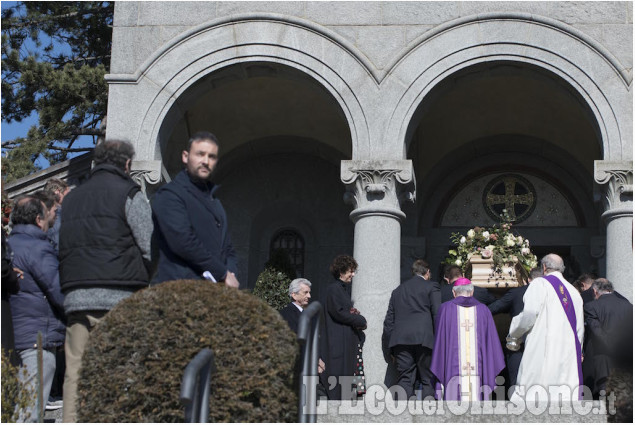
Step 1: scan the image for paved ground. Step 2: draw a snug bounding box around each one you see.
[44,407,63,423]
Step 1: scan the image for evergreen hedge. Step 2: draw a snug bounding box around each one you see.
[77,280,298,422]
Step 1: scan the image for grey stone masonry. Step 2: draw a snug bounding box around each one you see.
[111,2,632,76]
[594,160,634,302]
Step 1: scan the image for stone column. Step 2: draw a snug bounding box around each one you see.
[594,160,633,302]
[341,160,415,391]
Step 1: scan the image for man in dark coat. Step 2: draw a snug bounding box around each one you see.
[1,230,21,367]
[487,267,542,392]
[279,278,327,397]
[323,255,367,400]
[583,278,633,398]
[152,131,239,288]
[280,278,313,334]
[9,196,66,421]
[575,273,597,305]
[441,264,496,306]
[382,259,440,399]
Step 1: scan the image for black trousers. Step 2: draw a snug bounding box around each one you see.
[392,345,434,399]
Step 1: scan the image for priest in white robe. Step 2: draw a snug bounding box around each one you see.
[508,253,584,402]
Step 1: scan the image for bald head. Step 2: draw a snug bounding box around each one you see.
[541,253,565,274]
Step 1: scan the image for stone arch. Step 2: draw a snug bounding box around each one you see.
[105,13,377,163]
[384,13,630,161]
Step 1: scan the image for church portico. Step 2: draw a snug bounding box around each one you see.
[98,1,633,400]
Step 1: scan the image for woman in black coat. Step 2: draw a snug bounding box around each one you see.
[323,255,367,400]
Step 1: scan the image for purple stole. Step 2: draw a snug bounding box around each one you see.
[544,274,583,399]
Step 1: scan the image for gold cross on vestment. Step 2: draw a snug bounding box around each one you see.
[460,318,473,331]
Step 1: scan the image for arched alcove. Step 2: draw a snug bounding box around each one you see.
[403,60,604,280]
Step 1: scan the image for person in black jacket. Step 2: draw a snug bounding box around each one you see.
[280,278,313,334]
[2,229,22,367]
[323,255,367,400]
[583,278,633,398]
[59,140,153,422]
[382,259,440,399]
[279,278,327,396]
[442,264,496,306]
[152,131,239,288]
[575,273,596,305]
[488,266,542,392]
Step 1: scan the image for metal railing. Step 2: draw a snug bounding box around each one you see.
[296,301,323,423]
[180,348,216,423]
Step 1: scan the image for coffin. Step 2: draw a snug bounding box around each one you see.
[466,254,527,288]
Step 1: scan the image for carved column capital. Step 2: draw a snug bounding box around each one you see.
[594,160,633,217]
[130,160,163,193]
[341,160,415,221]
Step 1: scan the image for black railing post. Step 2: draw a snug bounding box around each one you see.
[180,348,216,423]
[296,301,323,423]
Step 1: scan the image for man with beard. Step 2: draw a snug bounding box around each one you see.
[152,131,239,288]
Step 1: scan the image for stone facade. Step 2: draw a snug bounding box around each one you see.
[5,1,628,399]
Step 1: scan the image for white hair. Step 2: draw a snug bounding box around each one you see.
[541,254,565,273]
[288,278,311,297]
[453,284,474,297]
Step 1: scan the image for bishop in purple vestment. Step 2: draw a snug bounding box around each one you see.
[430,278,505,401]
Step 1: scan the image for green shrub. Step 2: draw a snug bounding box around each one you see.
[1,351,32,422]
[253,267,293,311]
[252,249,295,311]
[77,280,298,422]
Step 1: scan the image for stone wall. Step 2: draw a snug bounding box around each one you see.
[111,2,632,77]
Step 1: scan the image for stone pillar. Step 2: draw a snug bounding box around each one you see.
[341,160,415,391]
[594,160,633,302]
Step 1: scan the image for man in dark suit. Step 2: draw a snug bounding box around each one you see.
[488,266,542,392]
[280,278,312,334]
[583,278,633,398]
[382,259,441,399]
[575,273,597,305]
[442,264,496,306]
[279,278,327,397]
[441,265,461,303]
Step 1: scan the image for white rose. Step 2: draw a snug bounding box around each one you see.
[455,259,462,266]
[517,236,523,245]
[467,229,475,239]
[482,231,490,239]
[460,236,467,244]
[506,238,515,247]
[521,247,530,255]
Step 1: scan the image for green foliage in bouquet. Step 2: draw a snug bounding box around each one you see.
[444,209,538,274]
[77,280,298,423]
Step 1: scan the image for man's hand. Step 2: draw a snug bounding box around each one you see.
[318,358,326,374]
[224,272,240,289]
[13,267,24,279]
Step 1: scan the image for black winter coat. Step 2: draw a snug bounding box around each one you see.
[152,170,237,283]
[322,279,366,399]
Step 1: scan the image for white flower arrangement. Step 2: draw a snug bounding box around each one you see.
[444,210,538,274]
